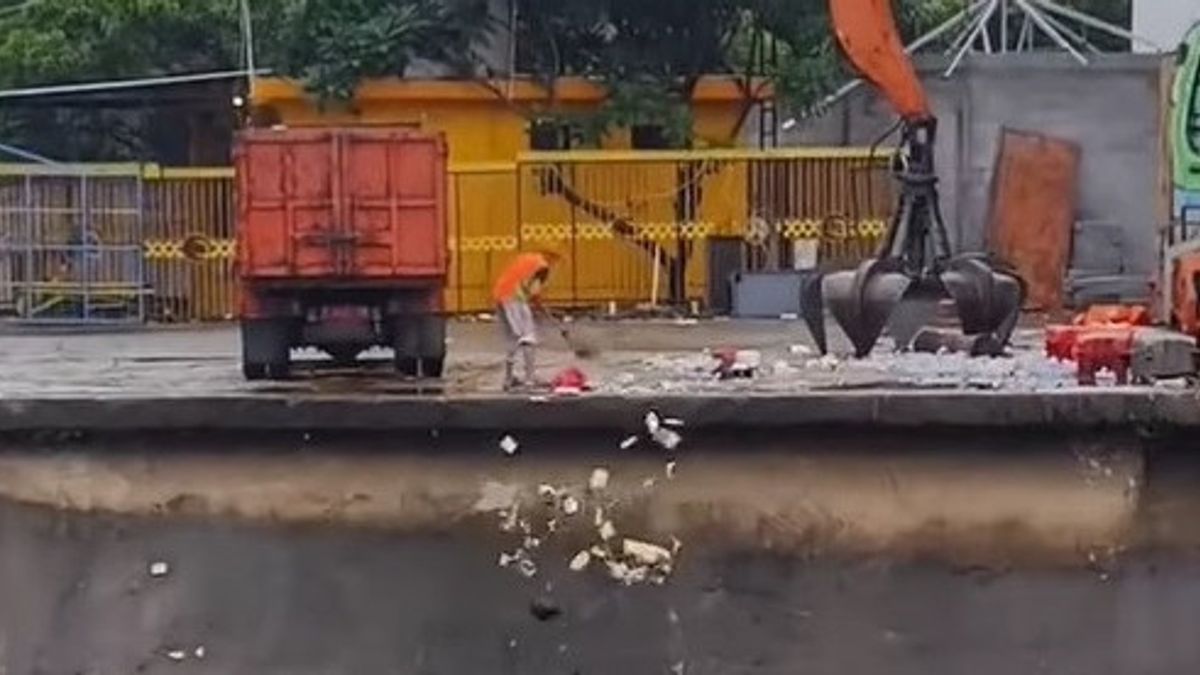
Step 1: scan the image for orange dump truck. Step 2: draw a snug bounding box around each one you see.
[235,128,449,380]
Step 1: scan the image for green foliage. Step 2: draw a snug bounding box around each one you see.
[280,0,494,102]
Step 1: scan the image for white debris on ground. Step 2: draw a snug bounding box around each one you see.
[165,649,187,662]
[148,561,170,578]
[594,338,1079,395]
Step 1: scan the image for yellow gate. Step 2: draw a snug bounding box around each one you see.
[1,150,894,321]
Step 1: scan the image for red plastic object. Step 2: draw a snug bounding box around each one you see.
[551,367,591,395]
[1074,329,1134,386]
[1046,325,1088,361]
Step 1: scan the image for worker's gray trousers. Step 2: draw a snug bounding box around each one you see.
[498,300,537,387]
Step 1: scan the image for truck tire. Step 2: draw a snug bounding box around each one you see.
[241,318,292,381]
[420,357,445,378]
[393,311,446,379]
[395,356,420,377]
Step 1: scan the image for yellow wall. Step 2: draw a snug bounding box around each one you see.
[251,76,771,162]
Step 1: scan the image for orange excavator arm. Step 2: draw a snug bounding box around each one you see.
[828,0,932,121]
[799,0,1025,359]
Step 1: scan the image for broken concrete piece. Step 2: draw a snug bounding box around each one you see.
[569,550,591,572]
[1132,328,1196,382]
[623,538,672,566]
[620,435,640,450]
[499,435,519,456]
[663,417,685,428]
[593,506,604,527]
[529,596,562,622]
[599,520,617,541]
[537,484,558,503]
[642,477,657,489]
[561,496,580,516]
[589,468,610,491]
[193,646,206,660]
[148,561,170,578]
[165,650,187,662]
[652,427,682,450]
[790,344,814,356]
[665,461,677,479]
[517,558,538,578]
[645,411,662,433]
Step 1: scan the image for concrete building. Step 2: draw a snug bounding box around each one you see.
[1134,0,1200,53]
[774,53,1171,305]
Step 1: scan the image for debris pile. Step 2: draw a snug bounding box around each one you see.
[482,415,686,588]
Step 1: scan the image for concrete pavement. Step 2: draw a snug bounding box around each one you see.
[0,320,1194,431]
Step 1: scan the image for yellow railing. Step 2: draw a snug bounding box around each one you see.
[1,150,894,321]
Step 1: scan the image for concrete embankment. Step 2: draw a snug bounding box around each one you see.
[3,431,1200,673]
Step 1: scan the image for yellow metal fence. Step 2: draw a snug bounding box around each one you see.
[0,149,893,321]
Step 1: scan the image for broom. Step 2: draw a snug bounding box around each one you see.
[542,310,598,359]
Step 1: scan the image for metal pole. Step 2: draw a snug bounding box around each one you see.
[1000,0,1008,53]
[1034,0,1164,52]
[1037,8,1102,54]
[1014,0,1088,65]
[238,0,257,99]
[946,0,999,77]
[945,0,994,56]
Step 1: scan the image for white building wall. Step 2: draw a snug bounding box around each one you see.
[1133,0,1200,53]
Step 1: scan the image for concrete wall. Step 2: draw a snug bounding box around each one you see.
[774,53,1168,302]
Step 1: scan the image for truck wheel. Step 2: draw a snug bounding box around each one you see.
[420,357,445,379]
[395,356,420,377]
[243,363,268,380]
[241,318,292,381]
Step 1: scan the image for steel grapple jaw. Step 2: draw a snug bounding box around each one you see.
[799,118,1026,358]
[800,256,1025,358]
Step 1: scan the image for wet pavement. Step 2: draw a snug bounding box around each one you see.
[0,319,1095,399]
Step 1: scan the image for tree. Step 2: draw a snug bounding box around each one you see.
[0,0,292,161]
[279,0,494,102]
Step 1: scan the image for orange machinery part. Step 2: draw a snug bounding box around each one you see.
[828,0,932,120]
[1172,252,1200,336]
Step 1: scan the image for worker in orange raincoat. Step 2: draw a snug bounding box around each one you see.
[493,250,559,390]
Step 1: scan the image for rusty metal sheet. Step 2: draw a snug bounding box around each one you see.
[987,128,1081,310]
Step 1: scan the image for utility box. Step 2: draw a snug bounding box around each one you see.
[236,127,449,379]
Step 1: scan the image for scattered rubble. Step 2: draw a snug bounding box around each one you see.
[561,496,580,516]
[623,538,672,567]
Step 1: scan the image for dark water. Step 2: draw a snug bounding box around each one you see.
[2,498,1200,675]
